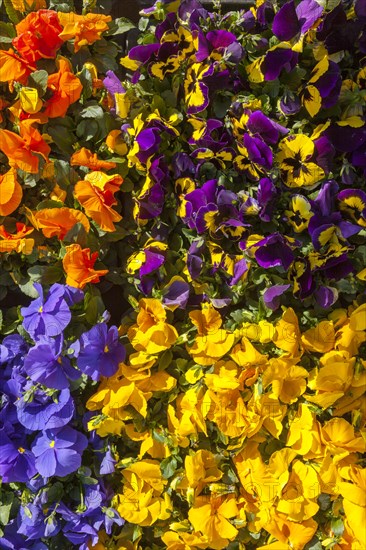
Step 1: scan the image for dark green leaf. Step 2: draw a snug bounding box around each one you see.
[105,17,135,36]
[28,70,48,97]
[160,456,177,479]
[0,492,14,525]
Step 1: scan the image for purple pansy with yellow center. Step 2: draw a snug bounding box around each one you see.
[0,422,37,483]
[21,283,71,340]
[24,335,79,390]
[76,323,125,380]
[31,425,88,478]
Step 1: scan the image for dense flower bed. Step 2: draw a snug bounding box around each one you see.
[0,0,366,548]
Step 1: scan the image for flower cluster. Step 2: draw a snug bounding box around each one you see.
[0,283,125,548]
[1,0,366,548]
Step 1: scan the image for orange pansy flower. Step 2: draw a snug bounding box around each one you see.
[62,243,108,288]
[0,49,34,90]
[12,9,64,63]
[58,12,112,52]
[71,147,117,171]
[0,121,50,174]
[106,130,128,156]
[0,168,23,216]
[43,57,83,119]
[26,207,90,240]
[74,171,123,232]
[0,222,34,255]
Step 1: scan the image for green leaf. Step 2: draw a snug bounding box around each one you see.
[85,295,105,324]
[28,70,48,97]
[105,17,135,36]
[331,517,344,537]
[18,280,40,299]
[54,159,79,187]
[3,0,21,23]
[79,104,104,119]
[160,456,178,479]
[0,21,15,47]
[28,265,62,285]
[0,492,14,525]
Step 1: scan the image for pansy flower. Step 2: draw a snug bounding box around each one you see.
[0,222,34,254]
[43,57,83,119]
[58,12,112,52]
[12,9,64,63]
[74,171,123,232]
[31,425,88,477]
[184,62,214,115]
[77,323,126,380]
[21,283,71,339]
[254,233,295,271]
[300,56,341,117]
[0,423,37,483]
[272,0,323,42]
[0,168,23,217]
[277,134,325,188]
[24,335,79,390]
[63,244,108,289]
[17,387,75,431]
[0,121,51,174]
[17,503,60,540]
[26,206,90,240]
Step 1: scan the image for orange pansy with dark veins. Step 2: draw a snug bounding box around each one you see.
[62,243,108,289]
[0,168,23,216]
[12,10,64,64]
[25,207,90,240]
[0,121,51,174]
[43,57,83,119]
[74,171,123,232]
[58,12,112,52]
[71,147,117,171]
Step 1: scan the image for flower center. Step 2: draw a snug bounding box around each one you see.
[49,440,55,448]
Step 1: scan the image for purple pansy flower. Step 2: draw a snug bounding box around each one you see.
[16,387,75,432]
[21,283,71,340]
[162,279,190,309]
[0,423,37,483]
[254,233,295,271]
[272,0,323,41]
[263,284,291,310]
[32,425,88,478]
[24,335,79,390]
[246,111,288,145]
[77,323,125,380]
[17,503,60,540]
[314,286,338,309]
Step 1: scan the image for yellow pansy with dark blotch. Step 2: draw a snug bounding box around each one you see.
[184,62,214,115]
[338,189,366,227]
[150,55,181,80]
[277,134,325,188]
[300,56,341,118]
[289,258,315,300]
[160,25,196,60]
[234,133,273,181]
[285,195,314,232]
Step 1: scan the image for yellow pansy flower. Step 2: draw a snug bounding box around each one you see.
[301,320,335,353]
[262,356,308,404]
[113,459,170,526]
[287,404,324,459]
[321,418,365,462]
[188,495,239,550]
[19,87,42,114]
[187,304,235,365]
[305,350,355,408]
[277,134,325,188]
